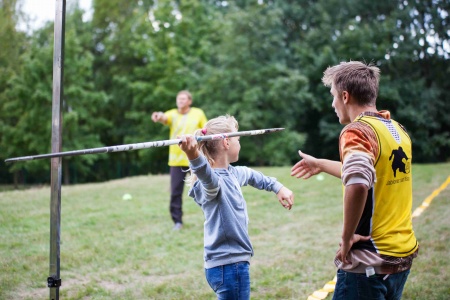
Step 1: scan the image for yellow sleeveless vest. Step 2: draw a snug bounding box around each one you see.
[354,115,418,257]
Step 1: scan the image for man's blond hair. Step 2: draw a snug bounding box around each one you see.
[177,90,192,102]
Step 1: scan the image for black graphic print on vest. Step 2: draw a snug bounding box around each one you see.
[388,146,409,177]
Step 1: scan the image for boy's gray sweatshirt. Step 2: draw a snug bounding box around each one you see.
[188,155,283,269]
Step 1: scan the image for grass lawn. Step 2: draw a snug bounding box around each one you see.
[1,163,449,299]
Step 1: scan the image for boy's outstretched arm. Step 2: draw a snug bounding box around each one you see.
[291,150,342,179]
[276,186,294,210]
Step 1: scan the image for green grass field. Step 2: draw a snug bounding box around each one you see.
[1,163,449,299]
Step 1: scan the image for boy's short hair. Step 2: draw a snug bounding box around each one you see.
[322,61,380,106]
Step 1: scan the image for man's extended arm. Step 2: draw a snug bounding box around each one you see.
[291,150,341,179]
[151,111,168,124]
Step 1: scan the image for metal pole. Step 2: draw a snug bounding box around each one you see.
[48,1,65,299]
[5,128,285,162]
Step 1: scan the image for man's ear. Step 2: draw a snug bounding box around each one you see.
[342,91,350,104]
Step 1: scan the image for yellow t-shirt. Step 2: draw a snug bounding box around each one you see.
[165,107,207,166]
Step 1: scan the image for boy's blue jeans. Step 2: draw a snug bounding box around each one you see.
[205,262,250,300]
[332,269,410,300]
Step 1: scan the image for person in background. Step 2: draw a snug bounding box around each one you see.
[179,114,294,300]
[291,61,418,300]
[152,90,207,230]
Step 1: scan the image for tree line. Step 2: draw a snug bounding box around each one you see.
[1,0,449,185]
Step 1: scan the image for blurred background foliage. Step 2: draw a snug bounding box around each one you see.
[0,0,449,185]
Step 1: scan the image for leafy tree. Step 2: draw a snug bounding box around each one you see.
[1,0,448,185]
[1,4,110,184]
[92,0,224,175]
[1,25,55,184]
[379,0,450,162]
[279,0,450,162]
[91,0,168,177]
[59,4,111,183]
[126,0,225,172]
[0,0,27,184]
[191,1,309,165]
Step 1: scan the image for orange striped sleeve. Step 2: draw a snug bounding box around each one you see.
[339,122,379,164]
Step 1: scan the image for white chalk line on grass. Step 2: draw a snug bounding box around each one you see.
[306,175,450,300]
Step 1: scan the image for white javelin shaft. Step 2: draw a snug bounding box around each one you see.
[5,128,284,163]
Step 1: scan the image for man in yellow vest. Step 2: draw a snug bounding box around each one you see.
[291,61,418,299]
[152,90,207,230]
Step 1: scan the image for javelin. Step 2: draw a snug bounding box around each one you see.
[5,128,284,163]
